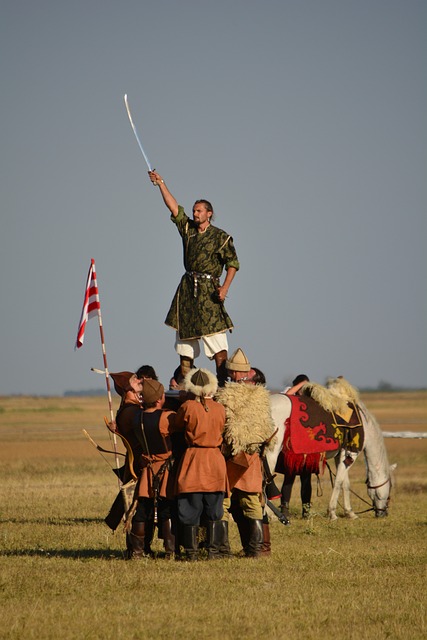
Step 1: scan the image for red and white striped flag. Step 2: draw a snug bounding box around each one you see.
[75,259,100,349]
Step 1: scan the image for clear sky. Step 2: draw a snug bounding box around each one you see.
[1,0,426,396]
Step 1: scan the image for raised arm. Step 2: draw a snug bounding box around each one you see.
[148,170,179,217]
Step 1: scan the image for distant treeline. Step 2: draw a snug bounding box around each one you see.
[64,389,105,397]
[359,380,426,392]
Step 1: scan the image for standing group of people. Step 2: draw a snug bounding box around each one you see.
[106,347,278,561]
[101,170,313,559]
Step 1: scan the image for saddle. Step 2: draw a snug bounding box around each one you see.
[276,394,364,475]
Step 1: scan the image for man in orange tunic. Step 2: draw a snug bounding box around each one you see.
[172,368,229,560]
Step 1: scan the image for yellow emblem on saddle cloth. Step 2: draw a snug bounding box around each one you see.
[331,403,363,449]
[336,405,354,423]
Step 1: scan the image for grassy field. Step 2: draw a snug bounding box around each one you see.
[0,391,426,640]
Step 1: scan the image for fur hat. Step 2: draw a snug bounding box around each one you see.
[110,371,135,397]
[184,368,218,397]
[226,348,251,372]
[142,379,164,404]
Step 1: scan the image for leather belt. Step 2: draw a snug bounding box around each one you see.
[186,271,218,297]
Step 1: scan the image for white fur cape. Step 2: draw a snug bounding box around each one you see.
[216,382,277,455]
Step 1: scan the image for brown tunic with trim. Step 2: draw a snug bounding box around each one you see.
[171,398,229,494]
[137,409,176,500]
[226,453,263,493]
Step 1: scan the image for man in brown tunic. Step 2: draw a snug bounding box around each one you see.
[171,368,229,560]
[106,373,178,559]
[129,379,178,559]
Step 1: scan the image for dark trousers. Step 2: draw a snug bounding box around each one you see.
[177,492,225,526]
[281,471,312,505]
[133,497,176,524]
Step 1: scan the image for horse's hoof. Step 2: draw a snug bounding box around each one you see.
[345,511,359,520]
[328,512,338,522]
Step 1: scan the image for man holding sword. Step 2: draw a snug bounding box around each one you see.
[148,169,240,386]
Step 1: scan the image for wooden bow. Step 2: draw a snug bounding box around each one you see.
[83,421,138,482]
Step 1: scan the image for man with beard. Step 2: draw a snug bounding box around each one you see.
[148,170,240,386]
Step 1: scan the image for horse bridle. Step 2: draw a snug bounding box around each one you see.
[325,461,392,515]
[366,476,392,514]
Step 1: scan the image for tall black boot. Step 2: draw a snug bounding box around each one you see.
[302,503,312,519]
[280,501,290,520]
[230,505,250,555]
[260,518,271,557]
[245,519,263,558]
[144,519,155,556]
[218,520,232,558]
[162,519,177,560]
[128,521,149,560]
[182,525,199,561]
[207,520,231,559]
[214,350,228,387]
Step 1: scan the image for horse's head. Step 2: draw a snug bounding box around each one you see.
[367,463,397,517]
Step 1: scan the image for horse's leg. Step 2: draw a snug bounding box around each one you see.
[342,452,359,519]
[327,454,344,521]
[328,449,360,520]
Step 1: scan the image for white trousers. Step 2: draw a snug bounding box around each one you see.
[174,331,228,360]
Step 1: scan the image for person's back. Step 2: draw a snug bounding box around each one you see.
[171,368,229,560]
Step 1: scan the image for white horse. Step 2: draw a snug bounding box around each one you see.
[267,393,393,520]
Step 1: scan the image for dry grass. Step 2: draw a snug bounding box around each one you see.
[0,392,426,640]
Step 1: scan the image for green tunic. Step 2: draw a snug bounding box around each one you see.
[165,206,240,340]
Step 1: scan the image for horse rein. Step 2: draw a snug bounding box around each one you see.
[325,461,391,515]
[366,476,392,514]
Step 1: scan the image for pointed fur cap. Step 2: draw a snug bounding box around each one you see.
[184,368,218,397]
[110,371,135,397]
[226,348,251,372]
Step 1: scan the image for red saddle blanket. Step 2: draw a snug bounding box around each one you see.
[276,395,364,475]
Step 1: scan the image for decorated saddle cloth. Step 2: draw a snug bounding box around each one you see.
[276,394,364,475]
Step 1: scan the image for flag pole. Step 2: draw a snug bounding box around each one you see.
[90,259,122,479]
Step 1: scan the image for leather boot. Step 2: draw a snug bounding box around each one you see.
[128,521,149,559]
[143,519,155,556]
[214,350,228,387]
[280,502,290,520]
[232,511,250,556]
[162,519,176,559]
[180,356,193,381]
[182,525,199,561]
[302,503,311,519]
[207,520,231,559]
[260,520,271,557]
[245,519,263,558]
[218,520,232,558]
[125,532,133,558]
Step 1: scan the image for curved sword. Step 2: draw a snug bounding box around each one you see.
[124,94,153,171]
